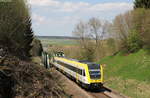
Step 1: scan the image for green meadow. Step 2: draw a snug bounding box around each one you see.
[99,50,150,98]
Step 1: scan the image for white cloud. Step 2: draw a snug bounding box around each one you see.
[32,13,79,27]
[29,0,60,6]
[29,0,133,13]
[58,2,90,12]
[89,3,133,12]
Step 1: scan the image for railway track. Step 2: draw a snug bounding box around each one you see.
[89,92,111,98]
[87,86,111,98]
[88,86,127,98]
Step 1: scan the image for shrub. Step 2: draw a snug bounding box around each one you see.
[127,31,143,52]
[31,38,43,56]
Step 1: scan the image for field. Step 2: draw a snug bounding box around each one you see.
[99,49,150,98]
[39,38,78,47]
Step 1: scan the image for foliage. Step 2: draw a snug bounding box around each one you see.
[112,11,134,52]
[132,8,145,33]
[134,0,150,9]
[127,31,143,52]
[132,8,150,52]
[140,9,150,52]
[0,0,34,59]
[31,38,43,56]
[112,8,150,53]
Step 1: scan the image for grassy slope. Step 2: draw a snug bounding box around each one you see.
[98,49,150,98]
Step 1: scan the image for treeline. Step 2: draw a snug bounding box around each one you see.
[0,0,43,59]
[113,0,150,53]
[72,0,150,61]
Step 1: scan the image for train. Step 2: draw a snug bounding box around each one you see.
[42,52,104,89]
[53,52,103,89]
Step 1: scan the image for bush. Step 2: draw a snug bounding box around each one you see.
[31,38,43,56]
[127,31,143,52]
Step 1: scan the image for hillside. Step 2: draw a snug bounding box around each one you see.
[0,46,69,98]
[99,49,150,98]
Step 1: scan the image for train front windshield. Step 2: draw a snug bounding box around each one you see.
[88,64,101,79]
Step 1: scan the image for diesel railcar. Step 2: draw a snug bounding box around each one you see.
[53,56,103,89]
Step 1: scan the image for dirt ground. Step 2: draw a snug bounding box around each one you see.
[50,69,93,98]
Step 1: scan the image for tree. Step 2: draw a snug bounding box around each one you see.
[73,18,110,61]
[0,0,34,59]
[22,19,34,57]
[73,21,88,49]
[73,21,94,60]
[134,0,150,52]
[140,9,150,51]
[112,12,133,51]
[88,18,101,48]
[134,0,150,9]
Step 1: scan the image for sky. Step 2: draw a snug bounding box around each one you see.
[29,0,134,36]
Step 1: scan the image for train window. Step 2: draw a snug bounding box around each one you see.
[89,71,100,75]
[78,69,82,75]
[57,61,85,76]
[88,64,100,69]
[82,70,85,76]
[88,64,101,79]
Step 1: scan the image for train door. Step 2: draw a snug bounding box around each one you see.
[76,65,79,83]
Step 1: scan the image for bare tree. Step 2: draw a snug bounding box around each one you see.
[88,18,101,47]
[89,18,110,45]
[73,18,110,61]
[73,21,89,49]
[112,11,133,50]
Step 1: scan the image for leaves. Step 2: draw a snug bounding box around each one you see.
[134,0,150,9]
[0,0,34,59]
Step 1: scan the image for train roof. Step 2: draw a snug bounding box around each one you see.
[78,60,96,64]
[67,59,92,64]
[55,57,99,65]
[68,58,79,62]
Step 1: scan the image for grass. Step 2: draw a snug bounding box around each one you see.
[98,49,150,98]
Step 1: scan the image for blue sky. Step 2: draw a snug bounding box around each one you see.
[29,0,134,36]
